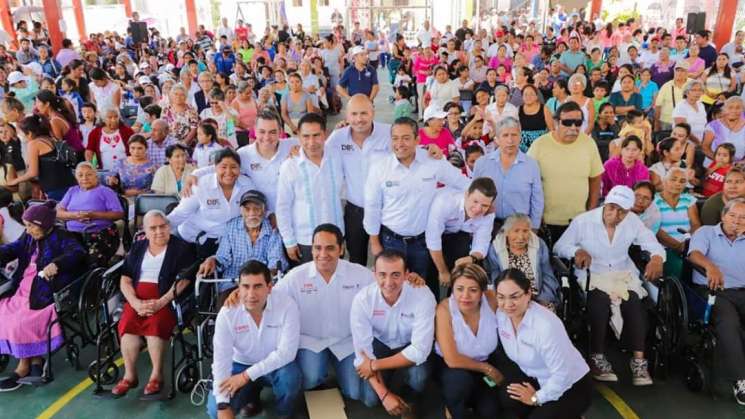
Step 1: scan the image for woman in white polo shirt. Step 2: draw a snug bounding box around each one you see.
[495,268,592,419]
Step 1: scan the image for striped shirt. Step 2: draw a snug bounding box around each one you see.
[654,193,696,241]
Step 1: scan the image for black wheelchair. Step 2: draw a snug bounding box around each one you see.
[552,248,688,379]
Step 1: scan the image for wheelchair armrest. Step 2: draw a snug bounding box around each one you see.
[685,257,708,277]
[53,274,86,313]
[551,256,573,288]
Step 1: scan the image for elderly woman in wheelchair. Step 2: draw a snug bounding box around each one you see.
[554,186,665,386]
[687,198,745,404]
[486,213,560,310]
[0,201,85,391]
[112,210,195,398]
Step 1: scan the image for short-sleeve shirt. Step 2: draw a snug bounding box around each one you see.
[688,224,745,288]
[654,192,696,241]
[60,185,123,233]
[527,132,604,226]
[338,64,378,97]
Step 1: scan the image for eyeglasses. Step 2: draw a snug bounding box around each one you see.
[559,118,583,127]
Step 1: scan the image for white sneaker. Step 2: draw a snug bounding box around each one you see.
[590,354,618,382]
[630,358,653,386]
[733,379,745,405]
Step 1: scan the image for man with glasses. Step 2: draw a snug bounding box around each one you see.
[527,101,604,243]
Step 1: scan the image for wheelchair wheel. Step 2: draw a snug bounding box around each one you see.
[201,319,215,358]
[685,362,707,392]
[0,354,8,373]
[176,361,198,394]
[657,276,688,354]
[88,360,119,385]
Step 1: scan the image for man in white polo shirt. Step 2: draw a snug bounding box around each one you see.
[273,224,373,403]
[207,260,301,419]
[350,249,436,417]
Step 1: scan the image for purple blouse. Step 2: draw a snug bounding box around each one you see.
[60,185,123,232]
[601,156,650,197]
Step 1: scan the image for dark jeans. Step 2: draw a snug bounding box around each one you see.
[359,339,430,407]
[706,287,745,380]
[587,289,647,354]
[206,361,302,418]
[436,355,499,419]
[496,346,592,419]
[380,226,431,292]
[436,231,473,299]
[344,202,369,266]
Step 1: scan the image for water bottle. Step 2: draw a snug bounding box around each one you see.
[703,294,716,325]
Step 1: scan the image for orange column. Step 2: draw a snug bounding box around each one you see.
[590,0,602,20]
[0,0,15,43]
[712,0,737,49]
[185,0,198,36]
[42,0,63,53]
[123,0,133,18]
[72,0,87,42]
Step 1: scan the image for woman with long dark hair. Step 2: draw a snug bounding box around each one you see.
[34,90,83,153]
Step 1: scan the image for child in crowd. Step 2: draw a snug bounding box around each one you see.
[80,102,97,149]
[702,143,736,197]
[141,103,162,137]
[393,86,413,120]
[192,122,224,168]
[592,80,609,117]
[462,144,484,178]
[60,77,84,123]
[0,123,25,173]
[610,110,653,159]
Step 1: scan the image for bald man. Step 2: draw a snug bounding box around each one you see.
[147,119,178,168]
[326,95,445,265]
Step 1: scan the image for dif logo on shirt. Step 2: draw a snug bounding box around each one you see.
[206,199,221,208]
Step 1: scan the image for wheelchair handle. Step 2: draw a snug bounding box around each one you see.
[194,275,237,298]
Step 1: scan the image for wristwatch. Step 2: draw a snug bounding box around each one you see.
[530,394,541,406]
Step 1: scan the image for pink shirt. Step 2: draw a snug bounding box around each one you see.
[601,156,650,196]
[488,56,513,73]
[419,127,455,157]
[413,54,438,84]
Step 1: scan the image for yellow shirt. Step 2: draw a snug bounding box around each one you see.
[527,132,604,226]
[655,79,688,125]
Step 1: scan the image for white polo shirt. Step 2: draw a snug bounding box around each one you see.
[167,173,255,243]
[276,148,345,247]
[364,149,470,237]
[237,138,299,212]
[325,122,391,208]
[425,189,495,257]
[497,302,589,404]
[274,259,374,360]
[211,290,300,404]
[350,281,436,367]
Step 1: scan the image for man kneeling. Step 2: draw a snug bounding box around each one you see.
[208,260,302,419]
[351,249,437,417]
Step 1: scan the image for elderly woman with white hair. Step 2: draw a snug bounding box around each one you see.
[56,162,124,266]
[483,85,519,137]
[566,73,594,135]
[162,84,199,145]
[672,80,708,143]
[555,185,666,387]
[85,107,135,171]
[702,96,745,162]
[112,209,196,398]
[486,213,559,308]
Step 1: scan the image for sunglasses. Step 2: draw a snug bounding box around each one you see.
[559,118,583,127]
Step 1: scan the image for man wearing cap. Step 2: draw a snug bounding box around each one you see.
[554,185,665,387]
[337,46,379,101]
[198,189,287,300]
[653,63,690,131]
[8,69,38,112]
[639,37,661,69]
[215,45,236,75]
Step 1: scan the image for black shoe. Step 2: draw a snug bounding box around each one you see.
[239,401,264,417]
[734,379,745,405]
[0,373,22,392]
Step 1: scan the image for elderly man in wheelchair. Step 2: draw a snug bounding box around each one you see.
[687,198,745,405]
[0,201,86,391]
[554,185,665,386]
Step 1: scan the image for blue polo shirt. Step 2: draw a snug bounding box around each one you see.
[688,224,745,288]
[339,64,378,96]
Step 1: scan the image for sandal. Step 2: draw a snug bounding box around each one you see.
[143,379,162,396]
[111,378,138,397]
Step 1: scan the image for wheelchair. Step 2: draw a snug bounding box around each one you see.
[552,248,688,379]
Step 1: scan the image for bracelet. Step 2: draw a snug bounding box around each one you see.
[381,390,389,402]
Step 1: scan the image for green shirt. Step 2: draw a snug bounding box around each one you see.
[393,100,413,120]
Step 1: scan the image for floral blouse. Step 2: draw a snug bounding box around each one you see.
[162,104,199,143]
[115,159,156,191]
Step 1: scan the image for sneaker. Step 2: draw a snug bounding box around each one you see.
[733,380,745,405]
[630,358,653,386]
[590,354,618,382]
[0,373,22,392]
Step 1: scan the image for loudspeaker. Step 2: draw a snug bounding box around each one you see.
[686,12,706,34]
[130,21,148,44]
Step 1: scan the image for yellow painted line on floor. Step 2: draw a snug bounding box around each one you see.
[595,382,641,419]
[36,357,125,419]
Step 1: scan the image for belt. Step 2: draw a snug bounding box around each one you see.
[381,225,425,242]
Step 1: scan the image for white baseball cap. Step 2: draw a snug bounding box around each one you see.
[138,75,153,85]
[349,45,366,56]
[423,105,447,122]
[604,185,635,210]
[7,71,28,85]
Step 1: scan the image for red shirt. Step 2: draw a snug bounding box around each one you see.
[703,163,731,197]
[235,27,248,41]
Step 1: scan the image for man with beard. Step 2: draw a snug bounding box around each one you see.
[197,190,287,303]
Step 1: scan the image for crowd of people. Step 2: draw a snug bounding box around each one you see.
[0,6,742,419]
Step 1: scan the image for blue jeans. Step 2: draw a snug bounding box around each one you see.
[296,348,364,401]
[206,361,302,419]
[380,230,430,279]
[359,339,430,407]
